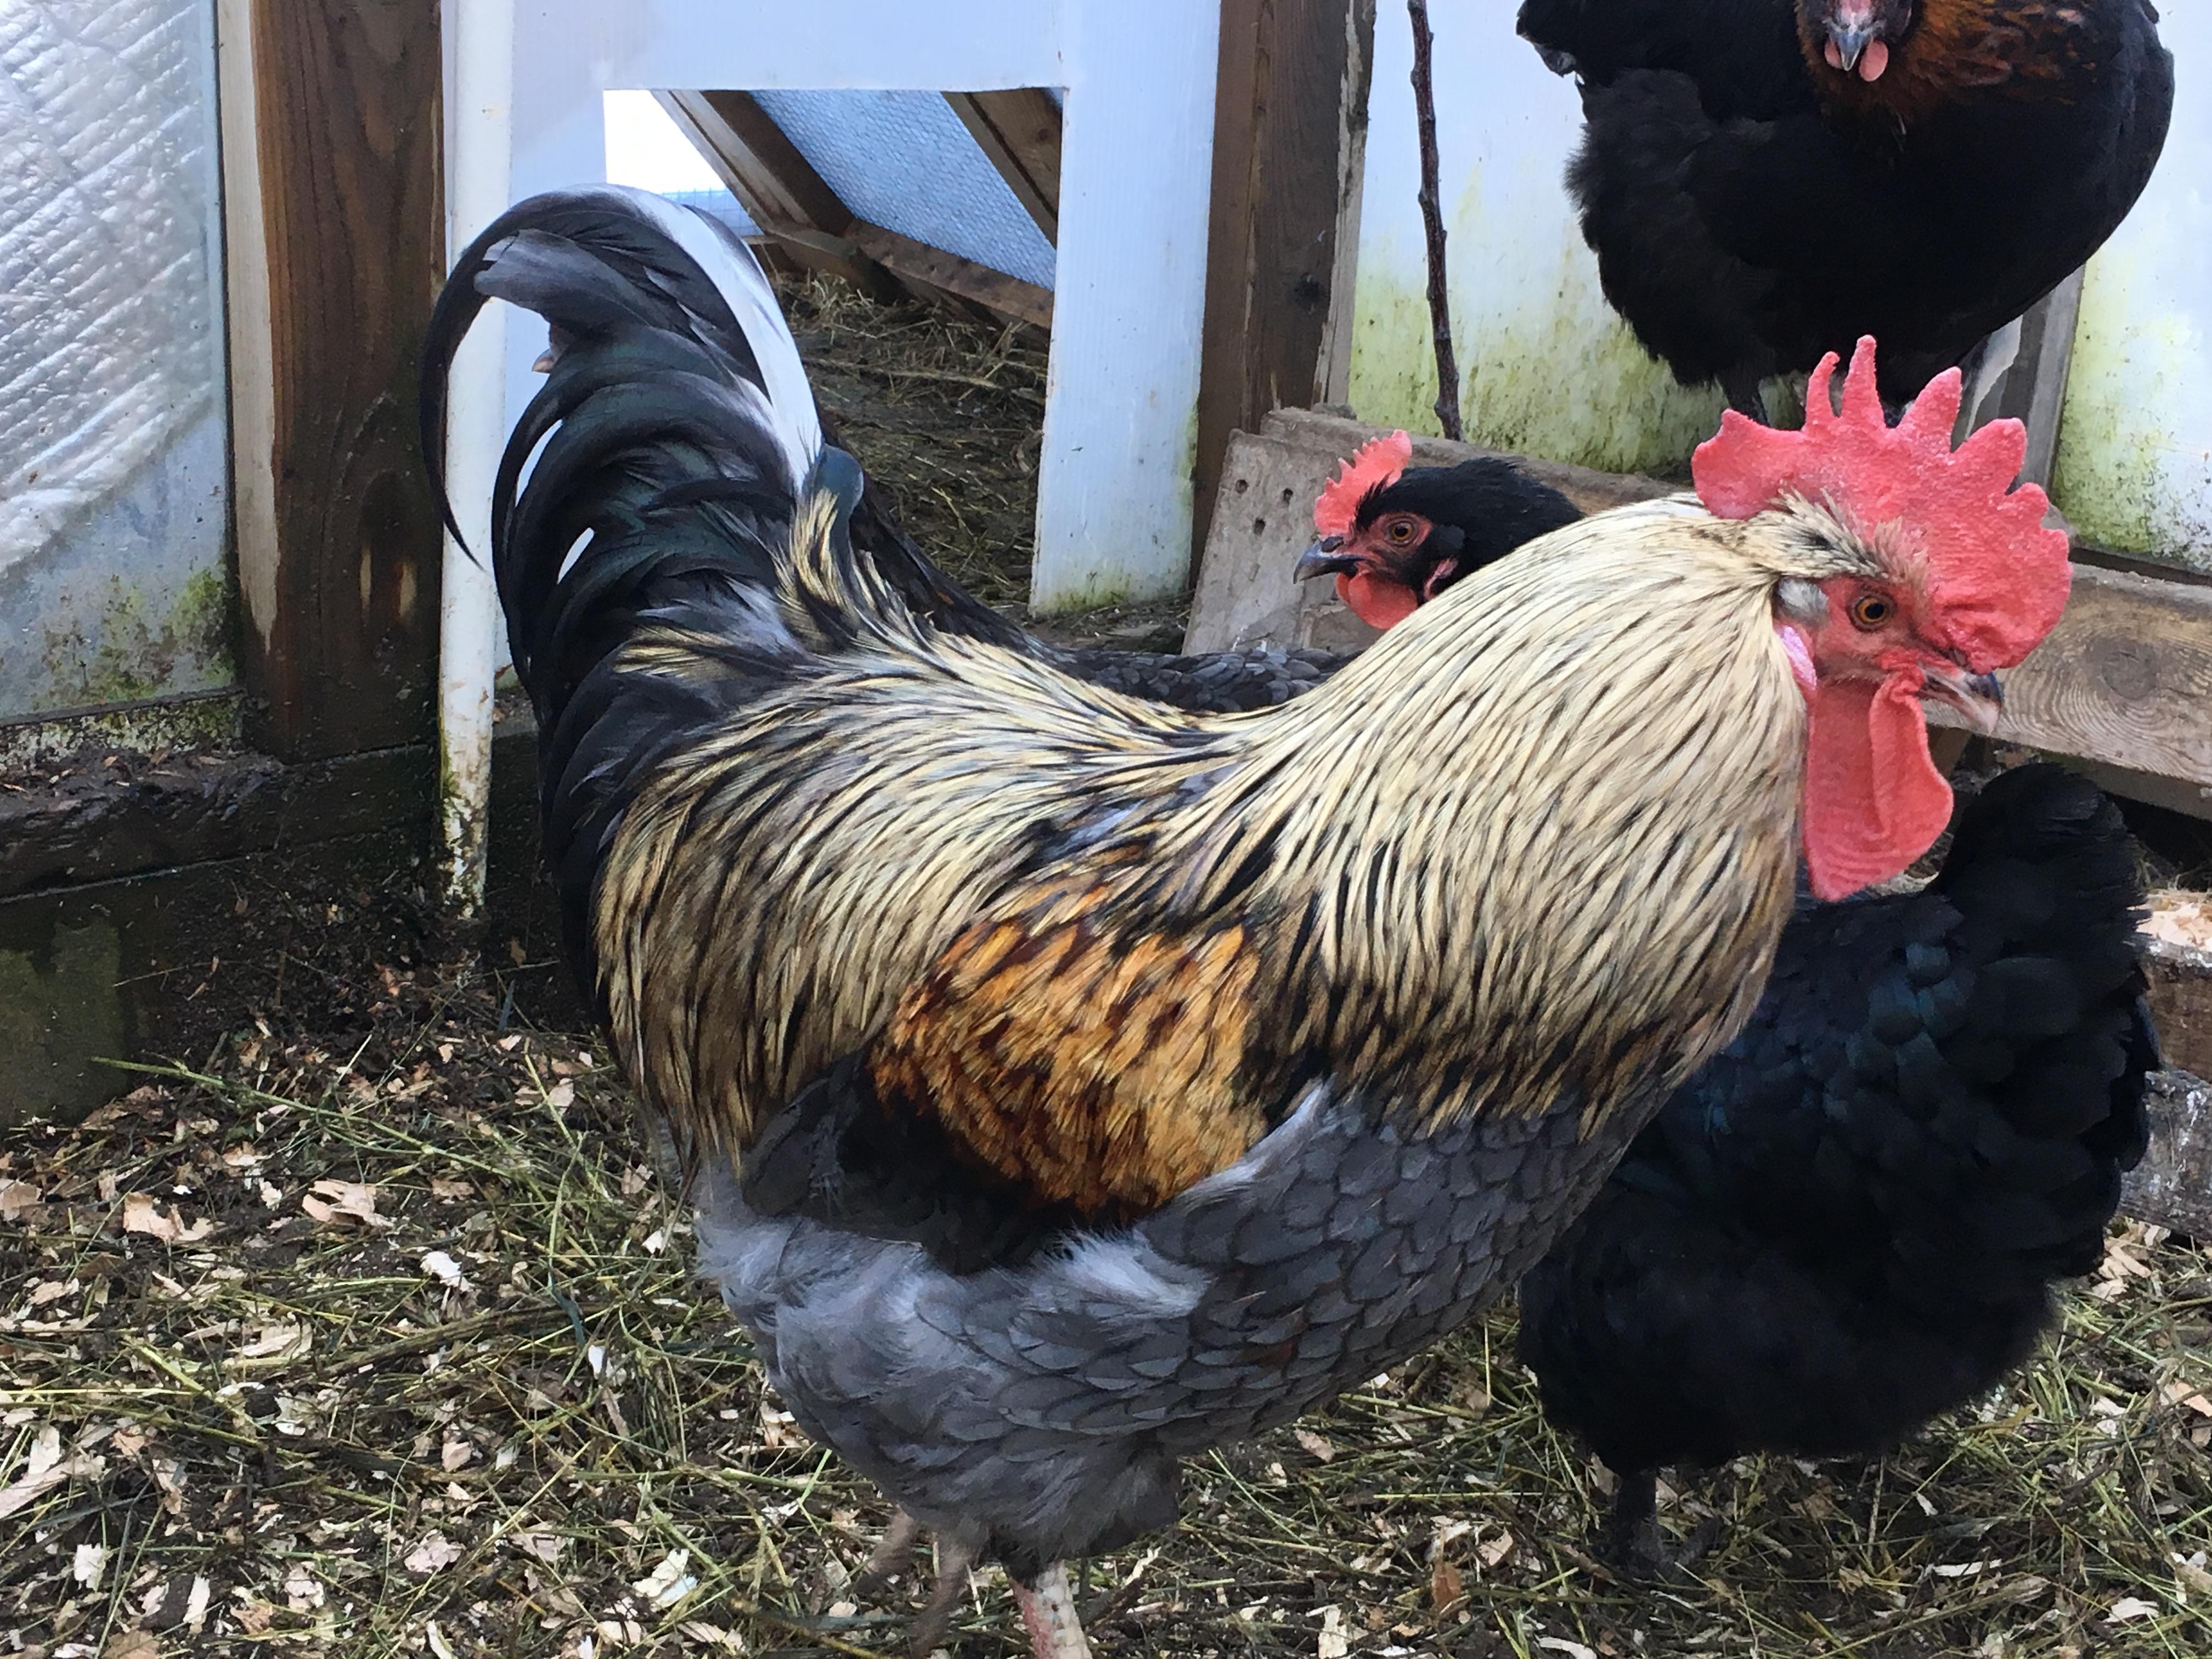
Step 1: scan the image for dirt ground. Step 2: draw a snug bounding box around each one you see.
[2,970,2210,1659]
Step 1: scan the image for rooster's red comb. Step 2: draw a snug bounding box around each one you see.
[1315,431,1413,540]
[1691,337,2069,672]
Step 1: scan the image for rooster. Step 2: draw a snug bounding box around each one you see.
[1278,437,2155,1578]
[420,187,2069,1658]
[1515,0,2174,415]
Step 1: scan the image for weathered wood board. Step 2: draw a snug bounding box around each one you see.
[2125,1071,2212,1239]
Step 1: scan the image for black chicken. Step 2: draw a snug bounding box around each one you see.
[1514,0,2174,415]
[1518,762,2156,1572]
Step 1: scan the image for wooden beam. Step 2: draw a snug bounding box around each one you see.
[944,89,1062,244]
[216,0,444,763]
[2123,1071,2212,1237]
[849,222,1054,331]
[654,89,899,296]
[1995,560,2212,794]
[1194,0,1378,568]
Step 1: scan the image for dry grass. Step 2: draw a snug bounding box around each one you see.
[782,274,1048,612]
[3,967,2210,1659]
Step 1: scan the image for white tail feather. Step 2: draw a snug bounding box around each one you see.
[592,183,824,494]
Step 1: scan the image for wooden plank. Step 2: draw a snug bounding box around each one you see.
[1960,270,2084,492]
[1995,561,2212,791]
[216,0,444,763]
[654,90,901,297]
[2147,935,2212,1085]
[2123,1071,2212,1238]
[1194,1,1376,565]
[944,89,1062,243]
[849,222,1054,330]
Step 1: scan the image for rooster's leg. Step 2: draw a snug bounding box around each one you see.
[1011,1561,1094,1659]
[904,1533,980,1658]
[853,1508,924,1598]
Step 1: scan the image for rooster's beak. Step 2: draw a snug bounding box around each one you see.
[1295,537,1359,582]
[1920,663,2005,735]
[1826,18,1877,74]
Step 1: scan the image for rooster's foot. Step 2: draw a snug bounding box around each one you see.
[853,1508,924,1600]
[904,1533,980,1658]
[1011,1561,1094,1659]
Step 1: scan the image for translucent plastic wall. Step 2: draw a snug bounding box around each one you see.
[0,0,232,719]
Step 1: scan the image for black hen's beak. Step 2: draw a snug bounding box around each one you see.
[1827,18,1876,72]
[1295,536,1360,582]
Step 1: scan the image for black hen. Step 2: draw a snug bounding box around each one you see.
[1516,762,2155,1572]
[1515,0,2173,414]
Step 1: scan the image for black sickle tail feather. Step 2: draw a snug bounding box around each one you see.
[417,187,1026,706]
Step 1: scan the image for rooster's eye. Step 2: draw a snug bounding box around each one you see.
[1386,519,1417,544]
[1849,594,1893,630]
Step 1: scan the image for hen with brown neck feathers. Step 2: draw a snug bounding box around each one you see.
[421,188,2070,1659]
[1517,0,2172,415]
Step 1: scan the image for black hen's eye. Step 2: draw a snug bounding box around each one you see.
[1385,518,1417,544]
[1849,594,1893,630]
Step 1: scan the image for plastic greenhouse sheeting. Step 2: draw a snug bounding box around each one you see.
[0,0,232,719]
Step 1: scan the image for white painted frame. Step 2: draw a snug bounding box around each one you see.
[487,0,1225,611]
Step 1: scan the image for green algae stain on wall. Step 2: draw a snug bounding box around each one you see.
[2050,251,2211,572]
[1348,194,1728,480]
[1346,243,1442,437]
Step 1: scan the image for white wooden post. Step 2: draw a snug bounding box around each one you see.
[497,0,1223,614]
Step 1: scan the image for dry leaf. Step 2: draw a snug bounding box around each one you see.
[2161,1380,2212,1418]
[234,1323,309,1361]
[421,1250,471,1291]
[1478,1530,1516,1569]
[103,1630,162,1659]
[1315,1605,1349,1659]
[1430,1558,1464,1612]
[633,1548,698,1611]
[0,1177,38,1221]
[405,1532,463,1574]
[73,1540,108,1589]
[441,1437,475,1472]
[120,1193,213,1244]
[431,1177,475,1201]
[544,1080,575,1112]
[425,1622,458,1659]
[512,1532,565,1562]
[2108,1596,2160,1623]
[0,1426,102,1519]
[1537,1641,1597,1659]
[27,1280,77,1308]
[1293,1428,1338,1463]
[300,1180,383,1229]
